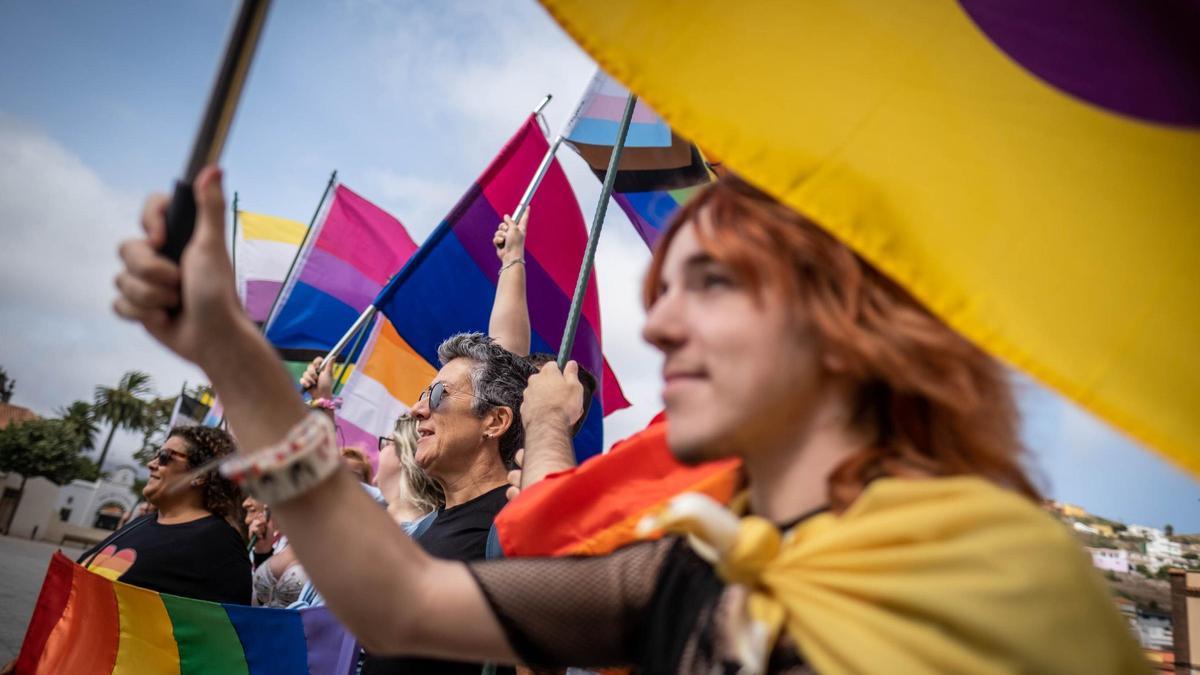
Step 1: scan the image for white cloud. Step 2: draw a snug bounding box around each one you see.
[358,169,463,240]
[0,117,203,469]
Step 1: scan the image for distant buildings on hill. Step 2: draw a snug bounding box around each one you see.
[1046,500,1200,672]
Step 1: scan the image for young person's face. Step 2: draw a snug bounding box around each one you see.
[143,435,193,505]
[410,359,493,483]
[643,217,828,464]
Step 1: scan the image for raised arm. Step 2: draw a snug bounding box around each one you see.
[489,212,531,356]
[113,167,514,661]
[518,361,584,489]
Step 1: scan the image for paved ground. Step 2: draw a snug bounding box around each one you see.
[0,535,85,663]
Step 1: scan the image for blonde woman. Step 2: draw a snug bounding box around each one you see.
[375,414,444,530]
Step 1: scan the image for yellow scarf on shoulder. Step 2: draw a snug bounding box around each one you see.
[639,477,1147,674]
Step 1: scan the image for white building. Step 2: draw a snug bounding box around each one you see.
[1128,524,1164,540]
[1147,536,1183,561]
[53,465,139,531]
[1136,611,1174,651]
[0,472,60,539]
[1088,547,1130,574]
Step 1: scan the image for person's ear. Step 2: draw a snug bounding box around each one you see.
[482,406,514,441]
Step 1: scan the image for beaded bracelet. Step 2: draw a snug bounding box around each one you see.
[220,412,341,504]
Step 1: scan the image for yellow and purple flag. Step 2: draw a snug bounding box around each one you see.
[540,0,1200,473]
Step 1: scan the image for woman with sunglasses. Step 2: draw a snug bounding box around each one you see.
[77,425,251,604]
[116,167,1140,672]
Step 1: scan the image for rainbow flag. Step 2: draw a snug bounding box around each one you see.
[563,70,711,247]
[233,211,308,325]
[16,552,357,674]
[265,185,418,373]
[344,115,629,462]
[494,415,741,557]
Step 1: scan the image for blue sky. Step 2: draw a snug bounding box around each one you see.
[1,1,1196,531]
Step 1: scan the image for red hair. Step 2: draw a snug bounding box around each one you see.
[644,175,1039,509]
[340,447,374,484]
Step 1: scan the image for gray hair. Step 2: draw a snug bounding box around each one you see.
[437,332,536,464]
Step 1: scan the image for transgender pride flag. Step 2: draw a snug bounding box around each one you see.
[265,186,418,376]
[564,70,712,248]
[339,115,629,463]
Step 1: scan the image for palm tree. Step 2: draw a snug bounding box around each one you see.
[57,400,99,454]
[93,371,153,471]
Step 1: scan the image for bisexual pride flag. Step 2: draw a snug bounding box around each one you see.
[563,70,712,248]
[341,115,629,463]
[16,553,358,674]
[265,185,418,380]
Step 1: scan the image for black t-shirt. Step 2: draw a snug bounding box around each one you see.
[363,485,511,675]
[78,513,251,605]
[417,485,508,561]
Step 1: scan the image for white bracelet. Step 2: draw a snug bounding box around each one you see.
[220,412,340,504]
[500,258,525,273]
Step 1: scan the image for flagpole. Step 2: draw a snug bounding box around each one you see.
[510,135,564,227]
[558,93,637,369]
[332,311,373,396]
[230,191,239,280]
[263,169,337,331]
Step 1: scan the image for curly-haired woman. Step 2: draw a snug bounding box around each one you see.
[78,425,251,604]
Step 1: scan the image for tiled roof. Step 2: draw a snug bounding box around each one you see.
[0,402,39,429]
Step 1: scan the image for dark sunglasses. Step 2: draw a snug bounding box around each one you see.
[417,381,499,412]
[153,448,188,467]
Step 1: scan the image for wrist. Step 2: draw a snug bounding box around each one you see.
[523,409,575,439]
[499,256,526,270]
[196,312,258,370]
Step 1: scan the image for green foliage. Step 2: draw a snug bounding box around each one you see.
[0,366,14,404]
[93,371,154,469]
[1165,524,1175,537]
[0,418,100,485]
[56,400,99,453]
[1112,523,1127,533]
[1136,563,1150,577]
[136,395,178,465]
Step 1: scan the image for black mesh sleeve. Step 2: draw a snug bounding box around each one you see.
[466,539,675,669]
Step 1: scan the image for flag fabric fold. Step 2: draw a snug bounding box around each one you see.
[343,115,628,463]
[16,552,357,675]
[494,415,741,557]
[539,0,1200,473]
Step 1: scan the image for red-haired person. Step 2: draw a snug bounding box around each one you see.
[114,168,1141,673]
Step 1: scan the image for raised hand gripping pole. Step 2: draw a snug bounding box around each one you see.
[159,0,272,264]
